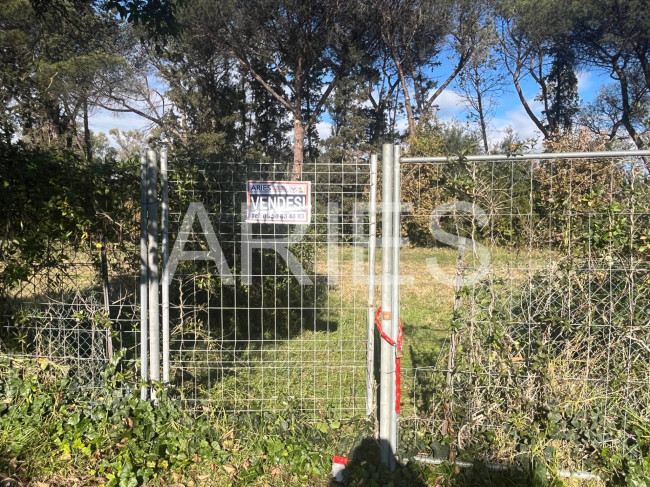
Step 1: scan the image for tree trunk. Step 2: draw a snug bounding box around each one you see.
[292,118,305,180]
[397,63,416,135]
[512,68,549,139]
[83,97,92,161]
[634,45,650,92]
[477,90,489,153]
[389,45,416,135]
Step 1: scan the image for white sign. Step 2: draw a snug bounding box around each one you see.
[246,180,311,224]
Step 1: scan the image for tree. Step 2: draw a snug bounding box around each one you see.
[108,128,148,161]
[372,0,480,135]
[203,0,373,176]
[571,0,650,150]
[578,81,649,146]
[456,19,505,153]
[544,41,579,134]
[498,11,579,140]
[1,0,133,159]
[320,69,377,162]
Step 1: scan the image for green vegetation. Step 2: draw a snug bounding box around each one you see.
[2,0,650,484]
[0,350,545,487]
[0,352,371,486]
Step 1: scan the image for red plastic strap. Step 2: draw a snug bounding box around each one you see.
[374,307,396,346]
[375,307,403,414]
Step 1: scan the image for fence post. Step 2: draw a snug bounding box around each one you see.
[140,154,149,400]
[380,144,396,470]
[390,144,401,453]
[366,154,379,417]
[160,148,170,384]
[146,149,160,401]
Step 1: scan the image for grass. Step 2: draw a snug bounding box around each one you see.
[5,241,628,485]
[195,244,548,419]
[190,246,458,416]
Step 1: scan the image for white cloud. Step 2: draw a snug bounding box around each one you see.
[315,121,333,140]
[89,109,153,135]
[434,89,466,120]
[576,70,593,98]
[489,98,545,148]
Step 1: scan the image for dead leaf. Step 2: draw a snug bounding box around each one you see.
[172,472,182,483]
[433,475,446,486]
[222,464,237,476]
[440,419,448,436]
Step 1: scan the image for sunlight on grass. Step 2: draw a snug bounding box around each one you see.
[195,244,552,418]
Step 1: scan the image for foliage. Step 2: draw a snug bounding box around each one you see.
[1,0,131,156]
[0,143,140,303]
[3,352,596,486]
[0,352,415,486]
[414,152,650,483]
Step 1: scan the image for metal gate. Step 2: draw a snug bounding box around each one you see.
[138,153,376,417]
[382,145,650,477]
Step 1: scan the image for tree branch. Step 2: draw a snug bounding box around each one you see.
[234,55,295,113]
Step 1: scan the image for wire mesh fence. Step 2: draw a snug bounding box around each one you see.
[164,159,372,416]
[0,243,140,386]
[6,145,649,474]
[1,156,375,418]
[397,151,650,473]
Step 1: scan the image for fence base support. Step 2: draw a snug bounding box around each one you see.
[411,456,601,481]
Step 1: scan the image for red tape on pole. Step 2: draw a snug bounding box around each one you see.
[375,307,403,414]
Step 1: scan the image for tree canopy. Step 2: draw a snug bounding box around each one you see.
[1,0,649,162]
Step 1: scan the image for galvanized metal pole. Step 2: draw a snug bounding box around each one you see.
[400,149,650,163]
[160,149,170,384]
[139,154,149,400]
[146,149,160,401]
[380,144,395,470]
[390,144,401,451]
[366,154,379,417]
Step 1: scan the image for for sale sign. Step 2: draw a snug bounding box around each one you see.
[246,180,311,224]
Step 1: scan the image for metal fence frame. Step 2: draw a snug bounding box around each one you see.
[5,143,650,478]
[138,153,379,417]
[384,144,650,477]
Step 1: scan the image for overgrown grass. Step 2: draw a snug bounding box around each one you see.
[5,244,650,485]
[199,245,542,419]
[0,351,544,487]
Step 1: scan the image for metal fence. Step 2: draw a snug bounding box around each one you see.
[5,143,650,476]
[394,148,650,476]
[0,222,140,386]
[1,154,376,420]
[148,156,375,416]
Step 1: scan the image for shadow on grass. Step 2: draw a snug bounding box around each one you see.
[330,437,557,486]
